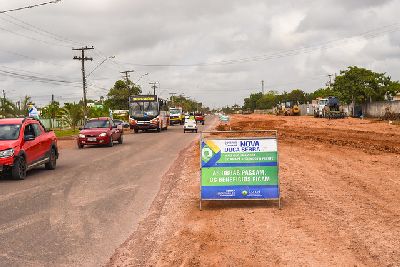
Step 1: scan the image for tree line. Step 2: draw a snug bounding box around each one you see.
[242,66,400,111]
[1,78,207,129]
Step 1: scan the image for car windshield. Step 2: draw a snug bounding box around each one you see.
[319,100,328,105]
[84,120,110,129]
[170,109,181,115]
[130,101,159,117]
[0,124,21,140]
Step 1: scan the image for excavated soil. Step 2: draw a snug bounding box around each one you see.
[108,115,400,267]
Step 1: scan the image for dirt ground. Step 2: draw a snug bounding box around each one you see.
[107,115,400,267]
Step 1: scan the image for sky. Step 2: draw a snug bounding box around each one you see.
[1,0,400,108]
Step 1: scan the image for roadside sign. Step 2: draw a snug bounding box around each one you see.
[200,130,280,209]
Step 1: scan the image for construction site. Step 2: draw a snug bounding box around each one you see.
[108,114,399,266]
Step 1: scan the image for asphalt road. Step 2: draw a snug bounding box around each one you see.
[0,119,213,267]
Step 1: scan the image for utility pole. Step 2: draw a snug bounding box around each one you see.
[50,94,55,128]
[120,70,135,85]
[73,46,94,121]
[2,90,5,117]
[121,70,135,107]
[261,80,264,94]
[169,92,177,106]
[149,82,158,95]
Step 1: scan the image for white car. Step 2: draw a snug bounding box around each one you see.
[183,117,198,133]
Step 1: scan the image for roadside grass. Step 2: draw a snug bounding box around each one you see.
[53,129,79,138]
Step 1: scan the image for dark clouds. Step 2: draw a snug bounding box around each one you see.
[0,0,399,107]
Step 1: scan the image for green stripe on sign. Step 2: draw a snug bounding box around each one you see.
[219,152,277,163]
[202,166,278,186]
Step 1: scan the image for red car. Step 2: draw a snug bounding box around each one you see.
[77,117,123,148]
[194,112,205,125]
[0,118,58,180]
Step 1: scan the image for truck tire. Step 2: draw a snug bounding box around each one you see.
[78,143,84,149]
[118,135,123,144]
[134,129,139,133]
[202,121,205,125]
[12,156,27,180]
[45,148,57,170]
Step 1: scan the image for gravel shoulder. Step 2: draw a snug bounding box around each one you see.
[107,115,400,266]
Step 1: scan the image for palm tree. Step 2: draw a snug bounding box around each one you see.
[61,103,84,130]
[41,101,62,128]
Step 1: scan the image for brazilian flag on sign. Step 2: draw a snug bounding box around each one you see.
[201,141,221,168]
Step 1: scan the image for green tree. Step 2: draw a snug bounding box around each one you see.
[287,89,306,103]
[256,91,278,109]
[105,80,141,110]
[88,105,109,118]
[243,92,263,111]
[311,87,337,99]
[0,98,17,118]
[41,101,62,128]
[61,103,83,130]
[332,66,396,104]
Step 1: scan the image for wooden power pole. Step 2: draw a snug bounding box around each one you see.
[73,46,94,120]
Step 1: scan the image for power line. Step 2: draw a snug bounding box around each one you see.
[0,0,62,14]
[2,13,83,46]
[121,23,400,68]
[0,49,64,67]
[0,25,71,48]
[0,65,80,83]
[0,68,80,85]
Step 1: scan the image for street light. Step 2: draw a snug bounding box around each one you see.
[86,56,115,78]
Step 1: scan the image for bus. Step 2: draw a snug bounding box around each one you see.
[129,95,169,133]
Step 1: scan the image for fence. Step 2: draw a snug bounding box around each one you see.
[362,101,400,118]
[40,118,84,129]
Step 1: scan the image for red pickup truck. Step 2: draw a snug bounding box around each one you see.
[77,117,123,148]
[0,118,58,180]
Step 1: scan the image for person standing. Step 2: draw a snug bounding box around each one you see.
[28,103,39,119]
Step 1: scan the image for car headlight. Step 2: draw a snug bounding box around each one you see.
[99,133,107,137]
[0,148,14,158]
[79,134,85,138]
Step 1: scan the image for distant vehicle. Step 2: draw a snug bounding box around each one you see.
[314,97,346,119]
[113,119,129,128]
[169,107,185,125]
[183,115,198,133]
[0,118,58,180]
[77,117,123,148]
[129,95,169,133]
[194,112,205,125]
[276,101,300,116]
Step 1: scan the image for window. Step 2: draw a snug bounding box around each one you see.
[84,120,111,129]
[24,124,36,137]
[32,124,43,136]
[0,124,21,140]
